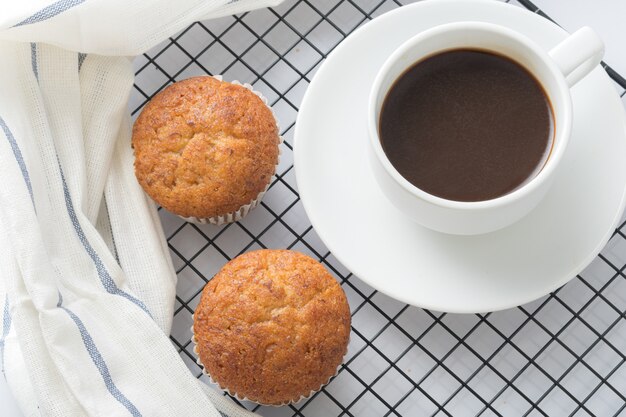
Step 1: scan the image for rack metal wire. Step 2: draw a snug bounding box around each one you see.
[131,0,626,415]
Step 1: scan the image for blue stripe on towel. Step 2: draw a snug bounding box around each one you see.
[57,161,151,317]
[13,0,86,27]
[78,53,87,71]
[31,43,38,80]
[0,116,34,207]
[57,294,142,417]
[0,296,12,375]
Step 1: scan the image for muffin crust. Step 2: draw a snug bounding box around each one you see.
[132,76,279,218]
[193,250,351,405]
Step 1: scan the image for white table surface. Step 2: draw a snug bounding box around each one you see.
[2,0,625,416]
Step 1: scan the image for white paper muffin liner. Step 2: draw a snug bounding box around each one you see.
[175,75,283,226]
[190,319,349,407]
[178,183,269,226]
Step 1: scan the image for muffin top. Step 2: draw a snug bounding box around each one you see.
[193,249,351,405]
[132,76,279,219]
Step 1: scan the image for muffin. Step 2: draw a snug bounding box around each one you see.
[192,249,351,405]
[132,76,280,224]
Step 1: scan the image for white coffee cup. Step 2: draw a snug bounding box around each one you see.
[368,22,604,235]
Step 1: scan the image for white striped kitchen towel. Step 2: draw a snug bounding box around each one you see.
[0,1,282,416]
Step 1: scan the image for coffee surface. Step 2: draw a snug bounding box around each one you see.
[379,49,553,202]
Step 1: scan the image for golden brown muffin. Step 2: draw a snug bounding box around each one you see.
[193,249,351,405]
[132,76,280,220]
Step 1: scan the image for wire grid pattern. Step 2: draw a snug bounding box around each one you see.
[130,0,626,415]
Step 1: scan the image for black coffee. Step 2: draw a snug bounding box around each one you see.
[379,49,554,202]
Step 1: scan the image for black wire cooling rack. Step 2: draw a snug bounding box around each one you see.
[130,0,626,415]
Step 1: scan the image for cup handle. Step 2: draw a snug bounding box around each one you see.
[548,27,604,87]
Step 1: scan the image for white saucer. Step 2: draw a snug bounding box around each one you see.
[294,0,626,313]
